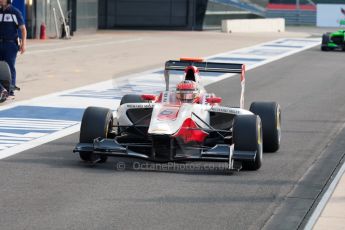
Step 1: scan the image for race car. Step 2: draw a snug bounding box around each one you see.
[74,58,281,171]
[321,30,345,51]
[0,61,11,103]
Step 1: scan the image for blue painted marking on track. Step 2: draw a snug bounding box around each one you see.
[0,129,52,135]
[234,48,289,56]
[61,83,163,99]
[208,57,266,62]
[0,106,82,149]
[263,44,304,48]
[0,106,82,137]
[0,106,84,121]
[278,39,318,43]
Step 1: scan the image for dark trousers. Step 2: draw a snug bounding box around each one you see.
[0,41,18,87]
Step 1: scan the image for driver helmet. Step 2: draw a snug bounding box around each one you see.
[176,80,199,103]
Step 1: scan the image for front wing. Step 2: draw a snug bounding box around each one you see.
[74,137,257,170]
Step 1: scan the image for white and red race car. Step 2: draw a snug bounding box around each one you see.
[74,58,281,171]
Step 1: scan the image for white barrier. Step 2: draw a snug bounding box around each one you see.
[221,18,285,33]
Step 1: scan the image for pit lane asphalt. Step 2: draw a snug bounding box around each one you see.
[1,46,345,230]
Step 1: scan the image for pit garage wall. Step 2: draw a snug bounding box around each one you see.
[75,0,98,30]
[25,0,68,39]
[98,0,208,30]
[26,0,98,39]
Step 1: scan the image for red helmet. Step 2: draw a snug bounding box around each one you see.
[176,80,199,102]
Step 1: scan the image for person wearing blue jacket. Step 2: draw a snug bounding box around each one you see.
[0,0,26,96]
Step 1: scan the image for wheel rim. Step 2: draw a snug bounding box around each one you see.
[95,116,112,162]
[257,121,263,162]
[105,117,113,138]
[258,122,262,145]
[276,106,282,143]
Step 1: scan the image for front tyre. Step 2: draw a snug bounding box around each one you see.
[250,102,281,152]
[321,33,331,51]
[79,107,113,162]
[120,94,144,105]
[0,61,12,92]
[321,46,330,51]
[233,115,263,171]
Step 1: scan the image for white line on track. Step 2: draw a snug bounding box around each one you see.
[0,124,80,159]
[0,121,75,127]
[0,132,45,138]
[0,140,26,144]
[0,137,32,141]
[27,36,128,48]
[25,38,143,54]
[0,117,77,122]
[304,160,345,230]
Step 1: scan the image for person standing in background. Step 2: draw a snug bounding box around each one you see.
[0,0,26,96]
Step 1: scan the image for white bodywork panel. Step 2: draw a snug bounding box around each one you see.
[147,103,209,135]
[117,91,253,136]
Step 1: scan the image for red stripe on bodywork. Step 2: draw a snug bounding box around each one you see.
[241,64,245,83]
[173,118,208,143]
[266,3,316,11]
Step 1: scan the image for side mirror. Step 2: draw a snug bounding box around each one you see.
[206,97,222,104]
[141,94,156,101]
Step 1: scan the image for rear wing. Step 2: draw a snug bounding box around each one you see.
[164,59,246,109]
[165,60,244,74]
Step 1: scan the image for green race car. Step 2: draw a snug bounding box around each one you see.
[321,30,345,51]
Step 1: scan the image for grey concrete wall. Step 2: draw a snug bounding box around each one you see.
[98,0,208,30]
[76,0,98,30]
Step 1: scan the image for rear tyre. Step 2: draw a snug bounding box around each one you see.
[79,107,113,162]
[0,61,12,92]
[321,46,329,51]
[233,115,263,171]
[120,94,143,105]
[250,102,281,152]
[321,33,330,51]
